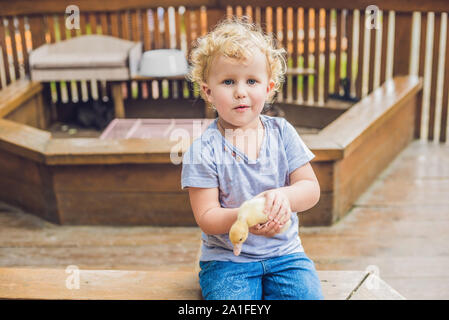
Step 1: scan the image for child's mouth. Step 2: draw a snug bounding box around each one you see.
[234,105,250,110]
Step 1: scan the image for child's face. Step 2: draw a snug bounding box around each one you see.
[201,49,275,128]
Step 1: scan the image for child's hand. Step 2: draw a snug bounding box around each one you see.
[256,189,291,221]
[249,189,292,237]
[248,215,291,237]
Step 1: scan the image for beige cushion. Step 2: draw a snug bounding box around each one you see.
[29,35,142,81]
[31,53,128,69]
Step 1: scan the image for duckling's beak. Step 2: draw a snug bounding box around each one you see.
[233,243,242,256]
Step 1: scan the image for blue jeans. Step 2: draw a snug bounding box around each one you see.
[198,252,323,300]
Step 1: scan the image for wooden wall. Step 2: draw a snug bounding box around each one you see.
[0,0,446,141]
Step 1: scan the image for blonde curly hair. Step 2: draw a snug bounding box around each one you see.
[186,16,287,107]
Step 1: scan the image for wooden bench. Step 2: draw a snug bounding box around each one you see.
[0,79,47,129]
[0,267,404,300]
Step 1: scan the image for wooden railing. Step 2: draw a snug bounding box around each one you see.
[0,0,448,142]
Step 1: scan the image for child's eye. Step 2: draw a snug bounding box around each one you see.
[248,79,257,85]
[223,79,234,85]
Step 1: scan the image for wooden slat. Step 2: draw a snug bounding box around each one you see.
[8,18,21,79]
[100,12,109,35]
[79,12,87,35]
[136,9,149,101]
[272,6,277,50]
[428,13,441,141]
[130,9,142,100]
[393,12,413,76]
[111,83,125,117]
[142,9,151,50]
[201,7,225,102]
[314,8,320,103]
[185,9,194,99]
[205,8,224,39]
[334,9,342,95]
[254,5,261,25]
[368,21,376,94]
[282,7,288,100]
[57,14,66,40]
[52,164,184,193]
[356,9,365,98]
[68,79,80,104]
[292,7,299,101]
[119,10,132,100]
[153,8,164,99]
[57,15,71,103]
[415,12,427,139]
[346,10,354,95]
[153,8,162,49]
[0,17,11,86]
[45,15,54,42]
[18,16,30,77]
[324,9,331,101]
[440,14,449,142]
[273,5,278,49]
[28,15,46,49]
[120,10,130,39]
[380,10,389,84]
[175,8,182,49]
[89,12,98,34]
[164,9,173,99]
[164,8,171,48]
[45,138,188,165]
[110,12,120,37]
[246,5,253,20]
[141,9,152,100]
[259,6,267,34]
[303,8,309,102]
[184,8,192,52]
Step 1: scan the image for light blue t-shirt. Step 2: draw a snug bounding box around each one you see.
[181,115,315,262]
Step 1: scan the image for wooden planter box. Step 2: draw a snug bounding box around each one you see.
[0,76,422,226]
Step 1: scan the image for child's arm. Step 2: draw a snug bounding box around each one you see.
[188,187,239,235]
[277,162,320,213]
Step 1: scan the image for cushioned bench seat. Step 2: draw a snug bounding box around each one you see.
[29,35,142,81]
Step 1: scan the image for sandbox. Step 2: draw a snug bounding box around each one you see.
[0,76,422,226]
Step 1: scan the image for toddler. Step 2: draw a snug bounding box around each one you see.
[181,16,323,300]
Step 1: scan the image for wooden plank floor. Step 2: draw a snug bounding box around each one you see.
[0,140,447,299]
[301,140,449,299]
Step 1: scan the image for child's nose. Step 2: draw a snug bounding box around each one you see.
[234,82,247,99]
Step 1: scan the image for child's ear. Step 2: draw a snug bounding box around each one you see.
[201,82,213,103]
[266,80,276,100]
[267,80,275,94]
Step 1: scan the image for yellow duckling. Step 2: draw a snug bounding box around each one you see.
[229,197,291,256]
